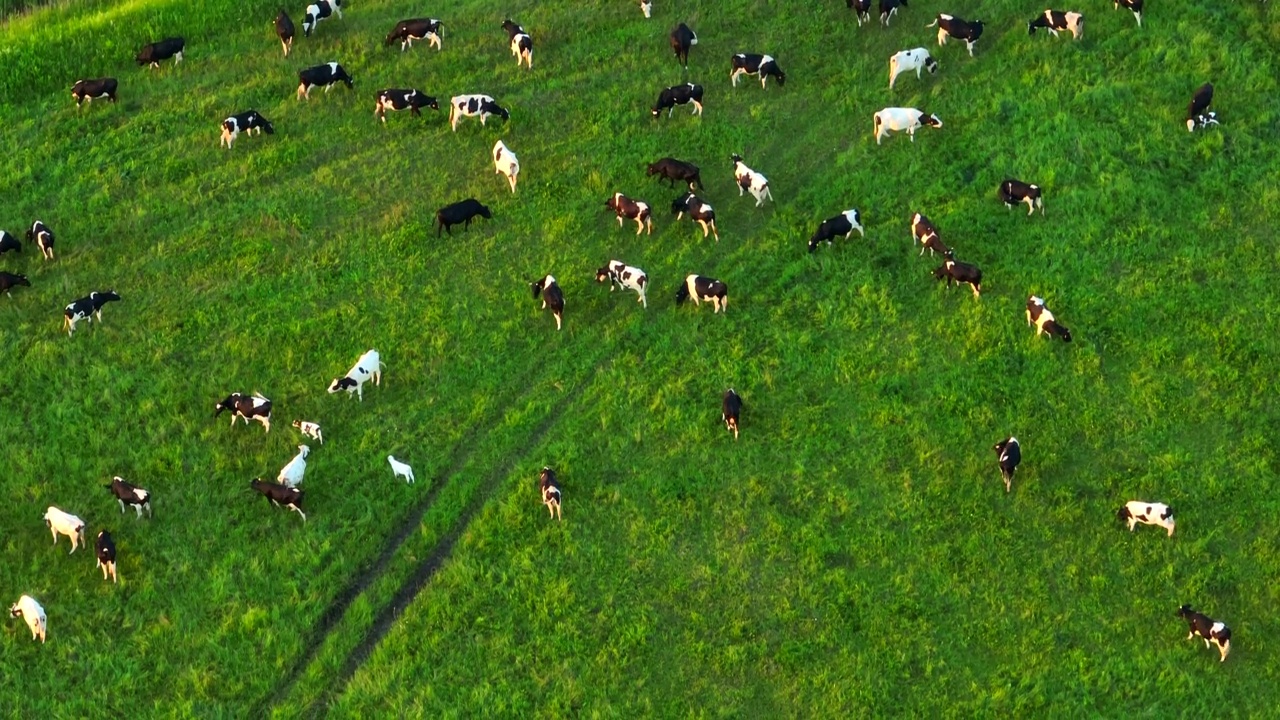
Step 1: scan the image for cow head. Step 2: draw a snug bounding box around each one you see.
[1176,604,1196,620]
[675,283,691,306]
[7,274,30,288]
[921,113,942,128]
[670,195,689,215]
[481,100,509,121]
[595,266,612,283]
[9,603,22,618]
[328,377,356,394]
[214,394,240,416]
[924,56,939,74]
[261,119,276,134]
[530,276,548,298]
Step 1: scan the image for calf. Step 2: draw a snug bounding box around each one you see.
[928,14,985,56]
[606,193,654,235]
[808,209,864,253]
[0,230,20,254]
[435,198,492,236]
[641,0,652,18]
[95,530,118,583]
[911,212,949,256]
[27,220,54,260]
[43,507,86,554]
[647,157,701,190]
[1026,296,1072,342]
[730,154,773,207]
[1115,0,1143,27]
[220,111,274,149]
[250,479,306,523]
[676,274,728,313]
[670,23,697,68]
[63,290,121,336]
[0,272,30,298]
[539,467,562,520]
[105,476,152,518]
[880,0,908,27]
[275,10,295,56]
[595,260,649,308]
[297,62,353,100]
[873,107,942,144]
[999,179,1044,215]
[1028,10,1084,40]
[278,444,310,488]
[1187,83,1218,132]
[1117,501,1175,536]
[375,89,439,123]
[1176,605,1231,662]
[328,349,382,401]
[730,53,786,89]
[847,0,872,27]
[671,192,719,241]
[492,140,520,193]
[388,455,415,484]
[502,19,533,69]
[652,83,704,118]
[449,94,510,131]
[993,437,1020,492]
[888,48,937,89]
[722,388,742,440]
[136,37,184,68]
[932,250,981,298]
[214,392,272,432]
[292,420,324,444]
[71,78,118,108]
[386,18,442,51]
[302,0,341,37]
[10,595,46,643]
[531,275,565,331]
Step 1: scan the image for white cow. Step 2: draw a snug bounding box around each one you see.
[730,154,773,207]
[9,595,47,643]
[888,48,938,88]
[328,349,382,401]
[388,455,415,484]
[1117,501,1175,536]
[873,107,942,144]
[43,506,86,554]
[278,445,310,489]
[492,140,520,193]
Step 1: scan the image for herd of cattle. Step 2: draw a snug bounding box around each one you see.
[6,0,1240,665]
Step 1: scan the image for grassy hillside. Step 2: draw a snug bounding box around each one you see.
[1,0,1278,715]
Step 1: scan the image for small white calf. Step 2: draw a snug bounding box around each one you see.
[43,506,86,554]
[492,140,520,193]
[730,154,773,207]
[328,349,382,401]
[292,420,324,444]
[388,455,415,484]
[888,48,938,89]
[1117,501,1175,536]
[278,445,310,489]
[873,107,942,144]
[10,595,46,643]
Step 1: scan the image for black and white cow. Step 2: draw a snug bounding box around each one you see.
[722,388,742,440]
[880,0,908,27]
[0,231,19,254]
[647,157,701,190]
[676,274,728,313]
[910,212,949,256]
[808,210,864,253]
[385,18,442,51]
[250,479,306,523]
[595,260,649,308]
[275,10,295,56]
[220,111,274,149]
[873,107,942,144]
[302,0,341,37]
[328,349,381,401]
[63,290,120,336]
[731,154,773,207]
[670,23,697,68]
[492,140,520,193]
[652,83,704,118]
[105,476,152,518]
[297,62,353,100]
[730,54,786,89]
[214,392,272,432]
[1117,501,1174,536]
[435,199,492,236]
[999,179,1044,215]
[927,14,985,56]
[27,220,54,260]
[1115,0,1143,27]
[1026,295,1072,342]
[71,78,118,108]
[1187,83,1218,132]
[606,193,653,235]
[671,192,719,241]
[375,89,439,122]
[888,48,937,89]
[539,467,562,520]
[1028,10,1084,40]
[846,0,872,27]
[448,94,509,131]
[531,275,564,331]
[1177,605,1231,662]
[0,272,30,298]
[502,19,533,69]
[993,437,1021,492]
[136,37,184,68]
[95,530,118,583]
[932,250,981,298]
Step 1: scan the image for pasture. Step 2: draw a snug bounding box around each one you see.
[2,0,1279,715]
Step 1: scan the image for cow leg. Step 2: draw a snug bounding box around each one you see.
[1025,198,1035,216]
[617,216,624,227]
[135,503,144,519]
[176,51,183,64]
[554,312,561,330]
[635,218,643,235]
[693,101,702,115]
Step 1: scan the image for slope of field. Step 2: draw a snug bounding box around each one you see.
[1,0,1278,716]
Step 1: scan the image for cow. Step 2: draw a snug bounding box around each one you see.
[250,479,306,523]
[873,107,942,144]
[1026,296,1072,342]
[670,23,697,68]
[43,507,86,553]
[808,210,864,253]
[27,220,54,260]
[0,272,30,298]
[105,476,152,518]
[278,445,309,488]
[435,199,492,236]
[671,192,719,241]
[595,260,649,308]
[880,0,909,27]
[375,89,439,122]
[0,230,20,254]
[847,0,872,26]
[722,389,742,440]
[730,154,773,207]
[136,37,184,68]
[999,179,1044,215]
[63,290,121,336]
[502,19,533,69]
[1176,605,1231,662]
[888,48,937,89]
[9,595,46,643]
[1115,0,1143,27]
[1028,10,1084,40]
[911,212,949,257]
[71,78,118,108]
[388,455,415,484]
[385,18,442,51]
[676,274,728,313]
[292,420,323,444]
[647,157,701,190]
[531,275,565,331]
[730,53,786,89]
[215,392,273,432]
[448,94,510,131]
[492,140,520,193]
[652,83,704,118]
[932,250,981,298]
[641,0,652,19]
[275,10,295,56]
[297,62,353,100]
[927,14,985,56]
[606,193,654,235]
[539,467,562,520]
[328,349,382,401]
[302,0,341,37]
[1117,501,1175,536]
[220,111,274,149]
[993,437,1021,492]
[95,530,118,583]
[1187,83,1218,132]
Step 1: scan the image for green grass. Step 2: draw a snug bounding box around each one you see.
[2,0,1279,715]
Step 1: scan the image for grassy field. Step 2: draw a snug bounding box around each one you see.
[2,0,1279,715]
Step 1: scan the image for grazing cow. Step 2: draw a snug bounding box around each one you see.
[675,274,728,313]
[641,0,652,18]
[278,445,310,488]
[385,18,442,51]
[435,198,492,236]
[0,272,30,298]
[10,595,46,643]
[43,507,86,554]
[502,19,533,69]
[670,23,697,68]
[302,0,341,37]
[647,157,701,190]
[1177,605,1231,662]
[730,154,773,207]
[1117,501,1175,536]
[888,48,937,89]
[63,290,121,336]
[539,467,562,520]
[95,530,118,583]
[652,83,704,118]
[0,230,20,254]
[1026,296,1072,342]
[730,54,787,89]
[136,37,184,68]
[1115,0,1143,26]
[220,110,274,149]
[911,212,949,256]
[297,62,353,100]
[880,0,908,26]
[27,220,54,260]
[808,209,864,253]
[388,455,415,484]
[1028,10,1084,40]
[847,0,872,26]
[932,250,982,298]
[999,179,1044,215]
[375,89,439,122]
[595,260,649,308]
[448,94,510,131]
[928,14,985,56]
[531,275,565,331]
[215,392,273,432]
[105,476,152,518]
[1187,83,1218,132]
[492,140,520,193]
[722,388,742,440]
[993,437,1021,492]
[671,192,719,241]
[292,420,323,444]
[250,479,306,523]
[328,349,382,401]
[71,78,118,108]
[873,107,942,144]
[275,10,295,56]
[606,193,654,235]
